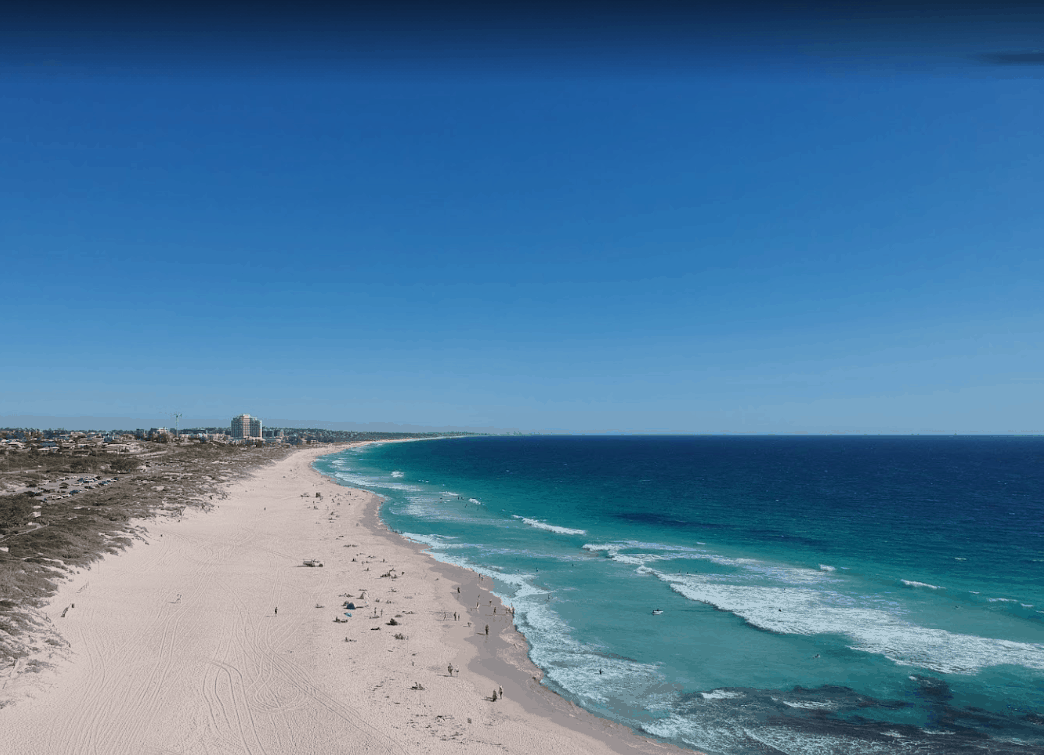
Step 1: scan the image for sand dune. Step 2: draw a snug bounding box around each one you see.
[1,444,678,755]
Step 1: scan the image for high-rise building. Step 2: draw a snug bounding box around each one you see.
[230,414,262,439]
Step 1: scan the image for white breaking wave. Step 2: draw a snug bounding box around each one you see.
[401,532,467,549]
[643,708,906,755]
[901,579,944,590]
[468,498,482,505]
[582,544,674,566]
[398,493,485,523]
[779,699,838,710]
[583,542,831,585]
[391,470,404,478]
[699,689,744,700]
[654,570,1044,675]
[582,541,718,564]
[331,470,422,493]
[741,728,910,755]
[819,564,836,572]
[521,518,587,536]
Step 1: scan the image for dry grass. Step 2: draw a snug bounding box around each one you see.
[0,441,293,670]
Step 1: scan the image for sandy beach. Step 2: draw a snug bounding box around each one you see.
[0,443,683,755]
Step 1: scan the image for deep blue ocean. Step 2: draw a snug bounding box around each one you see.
[314,436,1044,754]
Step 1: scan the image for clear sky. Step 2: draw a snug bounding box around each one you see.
[2,2,1042,433]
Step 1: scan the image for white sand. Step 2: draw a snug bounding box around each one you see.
[1,444,682,755]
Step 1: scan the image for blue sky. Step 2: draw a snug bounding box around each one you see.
[2,3,1042,433]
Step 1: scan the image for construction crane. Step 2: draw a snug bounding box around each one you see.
[171,412,182,438]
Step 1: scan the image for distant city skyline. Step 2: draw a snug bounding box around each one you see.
[1,414,1040,436]
[0,415,519,435]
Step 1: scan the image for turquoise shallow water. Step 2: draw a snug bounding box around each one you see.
[314,436,1044,754]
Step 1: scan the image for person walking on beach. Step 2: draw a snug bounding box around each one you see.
[274,607,278,616]
[485,624,489,636]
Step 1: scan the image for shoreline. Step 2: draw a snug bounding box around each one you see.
[339,444,685,755]
[0,443,686,754]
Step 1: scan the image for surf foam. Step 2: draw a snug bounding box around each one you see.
[901,579,944,590]
[656,571,1044,675]
[521,518,587,536]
